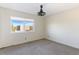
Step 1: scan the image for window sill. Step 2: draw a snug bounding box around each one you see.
[11,30,34,33]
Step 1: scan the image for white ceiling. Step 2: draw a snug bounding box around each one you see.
[0,3,79,16]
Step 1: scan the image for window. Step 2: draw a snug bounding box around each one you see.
[10,16,34,32]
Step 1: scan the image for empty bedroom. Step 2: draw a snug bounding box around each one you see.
[0,3,79,55]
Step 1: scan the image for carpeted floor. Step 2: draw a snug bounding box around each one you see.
[0,39,79,55]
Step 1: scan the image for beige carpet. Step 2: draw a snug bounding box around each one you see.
[0,39,79,55]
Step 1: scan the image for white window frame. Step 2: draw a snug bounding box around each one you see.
[10,16,35,33]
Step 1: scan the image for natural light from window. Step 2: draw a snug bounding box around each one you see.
[10,16,34,33]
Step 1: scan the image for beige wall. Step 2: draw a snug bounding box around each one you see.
[0,13,1,42]
[46,7,79,49]
[0,7,45,48]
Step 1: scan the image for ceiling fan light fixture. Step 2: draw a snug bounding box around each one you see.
[38,11,46,16]
[38,5,46,16]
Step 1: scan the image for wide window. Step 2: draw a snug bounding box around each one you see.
[10,16,34,32]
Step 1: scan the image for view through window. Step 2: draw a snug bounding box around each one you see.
[10,16,34,32]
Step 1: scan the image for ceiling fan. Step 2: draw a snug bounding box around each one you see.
[38,5,46,16]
